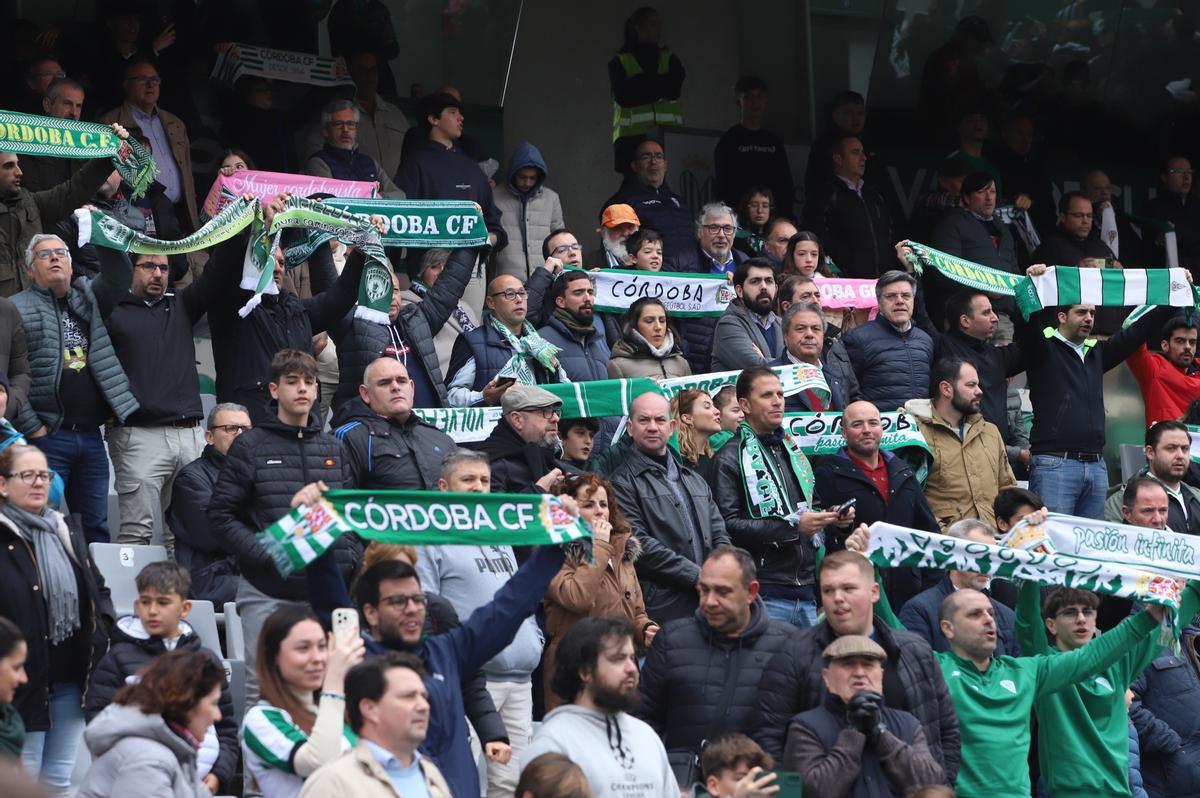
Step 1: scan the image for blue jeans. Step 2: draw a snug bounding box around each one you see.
[22,682,85,797]
[33,428,110,544]
[761,595,820,629]
[1029,454,1108,520]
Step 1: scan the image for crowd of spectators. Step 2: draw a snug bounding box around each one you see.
[2,4,1200,798]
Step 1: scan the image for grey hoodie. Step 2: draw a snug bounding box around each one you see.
[522,705,677,798]
[79,703,211,798]
[416,544,544,681]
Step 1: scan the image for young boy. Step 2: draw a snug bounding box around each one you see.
[700,733,779,798]
[85,561,237,794]
[628,228,664,271]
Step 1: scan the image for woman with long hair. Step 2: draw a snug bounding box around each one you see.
[78,651,223,798]
[0,617,27,758]
[608,297,691,379]
[241,605,364,798]
[544,473,657,710]
[517,752,593,798]
[672,388,723,476]
[782,231,831,278]
[0,444,114,795]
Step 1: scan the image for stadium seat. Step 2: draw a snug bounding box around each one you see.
[88,543,168,615]
[224,601,245,661]
[188,600,223,657]
[1119,443,1145,482]
[222,658,247,728]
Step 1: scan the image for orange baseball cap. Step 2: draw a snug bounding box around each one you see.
[601,204,640,228]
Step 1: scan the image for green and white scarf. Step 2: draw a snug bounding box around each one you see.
[0,110,158,197]
[659,363,830,403]
[318,198,489,248]
[579,266,736,318]
[904,240,1024,296]
[735,420,815,519]
[415,377,660,442]
[262,490,589,576]
[1014,266,1198,319]
[211,43,354,87]
[488,315,570,384]
[867,518,1191,615]
[782,410,930,456]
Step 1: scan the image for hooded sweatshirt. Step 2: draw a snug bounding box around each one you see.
[78,703,209,798]
[493,142,564,279]
[416,544,545,681]
[522,704,678,798]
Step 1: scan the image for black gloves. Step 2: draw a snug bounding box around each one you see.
[846,690,888,744]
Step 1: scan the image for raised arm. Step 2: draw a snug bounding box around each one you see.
[416,247,477,332]
[1035,610,1158,697]
[90,241,133,318]
[1015,579,1051,656]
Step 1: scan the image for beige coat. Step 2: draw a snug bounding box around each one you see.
[905,397,1016,530]
[99,104,198,231]
[298,743,452,798]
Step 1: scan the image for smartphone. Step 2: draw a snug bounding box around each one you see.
[332,608,359,641]
[761,771,803,798]
[833,497,857,517]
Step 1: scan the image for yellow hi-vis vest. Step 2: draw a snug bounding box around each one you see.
[612,50,684,142]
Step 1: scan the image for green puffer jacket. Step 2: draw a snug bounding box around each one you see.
[11,258,137,435]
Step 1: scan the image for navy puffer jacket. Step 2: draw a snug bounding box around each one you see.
[835,315,934,411]
[1131,626,1200,798]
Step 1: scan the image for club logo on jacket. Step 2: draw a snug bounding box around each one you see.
[1000,679,1017,695]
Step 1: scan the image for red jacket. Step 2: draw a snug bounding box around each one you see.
[1127,344,1200,424]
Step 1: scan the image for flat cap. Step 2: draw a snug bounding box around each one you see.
[823,635,887,661]
[501,384,562,414]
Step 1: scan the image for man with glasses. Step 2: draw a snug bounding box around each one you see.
[479,384,570,495]
[11,235,138,544]
[416,447,542,798]
[306,98,403,197]
[602,136,693,258]
[335,356,455,491]
[100,58,198,230]
[669,203,747,372]
[167,402,251,605]
[99,236,226,549]
[1033,191,1119,269]
[447,275,564,407]
[803,134,894,280]
[832,270,934,412]
[1141,154,1200,277]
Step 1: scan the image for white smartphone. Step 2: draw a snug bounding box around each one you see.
[332,608,359,641]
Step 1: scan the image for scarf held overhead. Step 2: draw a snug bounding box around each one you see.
[1013,266,1197,319]
[0,110,158,197]
[211,43,354,88]
[578,266,736,318]
[262,490,589,576]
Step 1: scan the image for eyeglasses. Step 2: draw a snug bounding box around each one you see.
[551,243,583,256]
[32,248,69,261]
[488,289,528,301]
[211,424,249,435]
[126,76,162,87]
[636,152,666,163]
[1065,212,1093,220]
[1168,168,1195,176]
[7,470,54,485]
[135,262,169,273]
[525,406,561,418]
[327,120,358,130]
[702,224,736,236]
[1055,607,1097,619]
[379,593,428,609]
[33,70,66,80]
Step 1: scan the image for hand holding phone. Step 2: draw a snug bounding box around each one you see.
[332,607,359,642]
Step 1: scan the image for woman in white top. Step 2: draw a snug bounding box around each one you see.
[241,605,363,798]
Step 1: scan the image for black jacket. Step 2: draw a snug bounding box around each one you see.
[1141,192,1200,274]
[932,327,1024,442]
[813,449,941,609]
[208,413,361,600]
[395,139,507,251]
[101,245,219,425]
[602,176,695,259]
[754,615,960,784]
[0,512,114,731]
[713,432,830,591]
[206,233,365,424]
[769,354,857,412]
[477,418,565,494]
[636,598,798,757]
[334,399,456,490]
[167,445,239,606]
[84,616,238,791]
[803,178,895,279]
[835,315,934,412]
[329,246,477,414]
[1032,226,1115,267]
[609,447,731,626]
[1131,625,1200,798]
[1022,304,1174,453]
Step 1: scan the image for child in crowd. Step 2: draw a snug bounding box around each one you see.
[84,561,238,795]
[700,733,779,798]
[627,228,664,271]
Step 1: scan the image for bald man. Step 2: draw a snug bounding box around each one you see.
[447,274,560,407]
[609,391,732,625]
[813,400,940,607]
